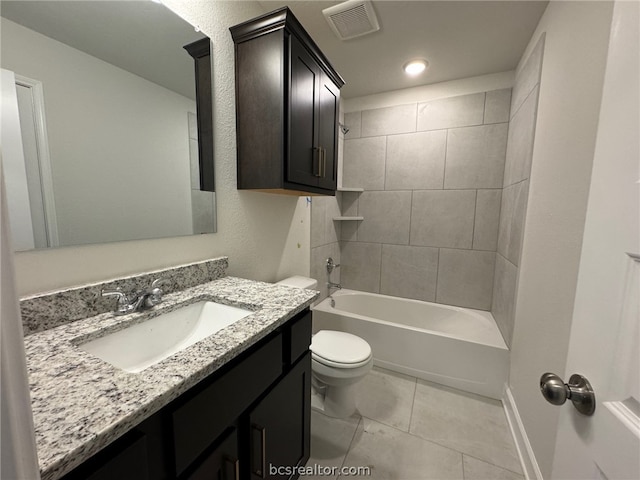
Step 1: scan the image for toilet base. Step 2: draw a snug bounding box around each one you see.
[310,382,358,418]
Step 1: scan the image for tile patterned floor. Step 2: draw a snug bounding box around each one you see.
[306,367,524,480]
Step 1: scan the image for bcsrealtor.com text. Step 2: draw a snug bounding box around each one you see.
[269,464,371,477]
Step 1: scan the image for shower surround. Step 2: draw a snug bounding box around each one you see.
[336,87,511,312]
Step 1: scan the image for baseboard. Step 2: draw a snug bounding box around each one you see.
[502,385,544,480]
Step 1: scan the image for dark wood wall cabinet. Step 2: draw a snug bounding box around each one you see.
[230,8,345,196]
[61,309,312,480]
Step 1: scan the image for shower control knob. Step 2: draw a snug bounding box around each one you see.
[540,372,596,416]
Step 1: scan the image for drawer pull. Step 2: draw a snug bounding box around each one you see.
[251,424,266,478]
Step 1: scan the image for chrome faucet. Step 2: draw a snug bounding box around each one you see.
[326,257,341,292]
[101,278,168,315]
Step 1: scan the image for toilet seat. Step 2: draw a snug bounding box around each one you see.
[310,330,372,369]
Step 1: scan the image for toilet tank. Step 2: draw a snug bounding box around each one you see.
[276,276,318,290]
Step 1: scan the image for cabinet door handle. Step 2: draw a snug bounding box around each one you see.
[321,148,327,178]
[313,147,322,177]
[222,455,240,480]
[250,423,266,478]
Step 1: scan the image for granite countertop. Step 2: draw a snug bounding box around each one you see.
[24,276,318,480]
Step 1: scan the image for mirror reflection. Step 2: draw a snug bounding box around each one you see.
[0,1,216,252]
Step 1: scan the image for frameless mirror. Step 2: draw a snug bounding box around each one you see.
[1,1,216,252]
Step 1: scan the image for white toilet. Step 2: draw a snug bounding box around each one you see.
[276,276,373,418]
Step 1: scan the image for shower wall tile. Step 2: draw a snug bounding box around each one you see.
[361,104,417,137]
[436,249,495,310]
[343,137,386,189]
[380,245,438,302]
[417,93,485,131]
[344,111,362,139]
[340,242,382,293]
[492,253,518,347]
[497,180,529,266]
[340,221,358,242]
[511,34,545,119]
[385,131,447,190]
[410,190,476,248]
[311,242,341,302]
[473,189,502,251]
[484,89,512,124]
[341,191,359,217]
[444,123,508,189]
[503,86,539,187]
[357,191,412,244]
[491,34,542,343]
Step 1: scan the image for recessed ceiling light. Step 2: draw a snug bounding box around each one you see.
[403,59,428,76]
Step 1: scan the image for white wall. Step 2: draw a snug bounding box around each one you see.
[12,0,311,296]
[2,18,195,246]
[508,2,614,477]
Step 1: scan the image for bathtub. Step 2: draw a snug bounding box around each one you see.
[311,289,509,399]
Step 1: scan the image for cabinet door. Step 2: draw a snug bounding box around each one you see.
[249,353,311,480]
[186,428,239,480]
[288,36,320,188]
[61,431,149,480]
[317,71,339,191]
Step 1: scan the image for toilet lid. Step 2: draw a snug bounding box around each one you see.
[310,330,372,366]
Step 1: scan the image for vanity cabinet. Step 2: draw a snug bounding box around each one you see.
[230,8,344,196]
[60,309,312,480]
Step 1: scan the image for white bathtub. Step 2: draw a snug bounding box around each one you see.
[311,289,509,399]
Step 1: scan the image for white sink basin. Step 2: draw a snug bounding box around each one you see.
[78,301,253,373]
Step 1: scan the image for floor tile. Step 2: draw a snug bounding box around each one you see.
[463,455,524,480]
[355,366,416,431]
[306,411,361,480]
[409,380,522,473]
[342,417,463,479]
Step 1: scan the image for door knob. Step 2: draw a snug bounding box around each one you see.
[540,373,596,416]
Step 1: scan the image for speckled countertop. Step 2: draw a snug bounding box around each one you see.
[24,276,318,480]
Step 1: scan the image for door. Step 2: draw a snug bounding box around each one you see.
[288,36,320,188]
[550,2,639,478]
[1,68,35,250]
[317,71,339,191]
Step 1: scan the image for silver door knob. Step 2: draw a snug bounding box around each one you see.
[540,373,596,416]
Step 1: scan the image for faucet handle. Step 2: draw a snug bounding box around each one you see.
[101,288,135,314]
[145,278,168,308]
[151,277,169,289]
[101,288,128,304]
[326,257,340,274]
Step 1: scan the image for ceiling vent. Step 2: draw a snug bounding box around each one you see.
[322,0,380,41]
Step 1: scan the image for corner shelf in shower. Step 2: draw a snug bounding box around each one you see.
[334,187,364,220]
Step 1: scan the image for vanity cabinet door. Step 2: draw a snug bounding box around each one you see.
[248,352,311,480]
[185,427,239,480]
[172,333,283,476]
[60,431,149,480]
